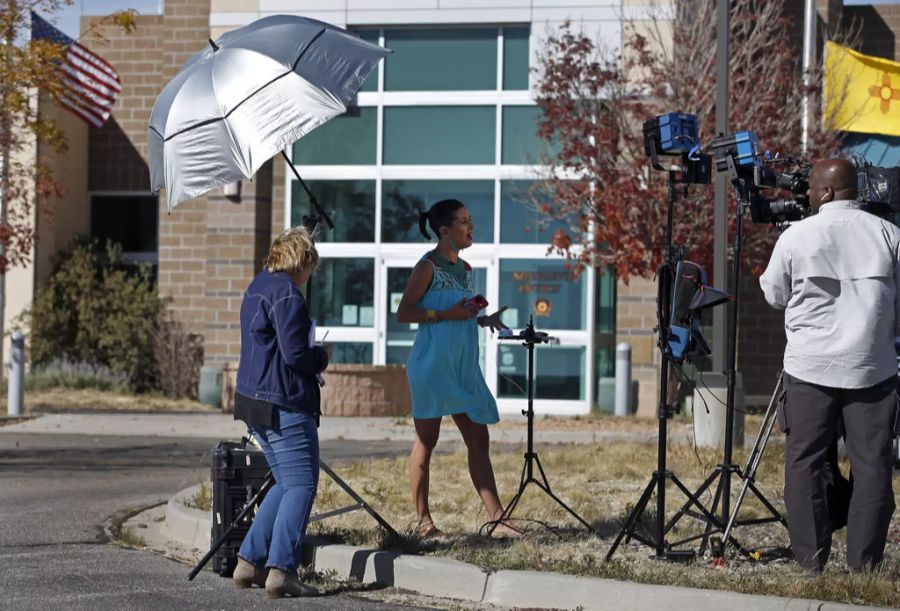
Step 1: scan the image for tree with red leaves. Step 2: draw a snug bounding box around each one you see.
[532,0,854,281]
[1,1,135,367]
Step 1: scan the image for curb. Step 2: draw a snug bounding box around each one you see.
[165,484,210,551]
[163,485,895,611]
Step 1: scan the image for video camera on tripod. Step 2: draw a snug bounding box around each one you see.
[709,130,900,226]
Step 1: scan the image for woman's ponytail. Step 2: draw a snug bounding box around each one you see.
[418,210,431,240]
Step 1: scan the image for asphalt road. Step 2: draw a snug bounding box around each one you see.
[0,432,432,611]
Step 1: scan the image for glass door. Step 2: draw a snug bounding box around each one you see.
[384,264,418,365]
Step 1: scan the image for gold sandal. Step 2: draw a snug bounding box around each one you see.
[415,518,446,539]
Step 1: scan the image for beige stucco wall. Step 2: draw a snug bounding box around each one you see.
[3,94,89,372]
[3,103,36,371]
[35,96,90,285]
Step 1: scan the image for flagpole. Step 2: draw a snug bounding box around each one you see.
[801,0,817,154]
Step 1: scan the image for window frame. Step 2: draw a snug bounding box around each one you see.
[284,25,609,416]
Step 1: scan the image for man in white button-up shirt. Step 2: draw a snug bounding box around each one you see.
[760,158,899,573]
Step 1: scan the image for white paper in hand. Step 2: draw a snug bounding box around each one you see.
[309,319,325,387]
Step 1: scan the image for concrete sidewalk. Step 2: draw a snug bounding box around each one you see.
[1,411,691,445]
[126,482,892,611]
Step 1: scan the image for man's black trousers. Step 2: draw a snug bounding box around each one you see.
[781,373,896,572]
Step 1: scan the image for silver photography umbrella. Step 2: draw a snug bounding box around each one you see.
[149,15,389,211]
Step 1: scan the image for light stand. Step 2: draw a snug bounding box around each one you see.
[668,153,785,557]
[494,317,593,534]
[606,169,732,562]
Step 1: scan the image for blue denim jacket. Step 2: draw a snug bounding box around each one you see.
[236,270,328,412]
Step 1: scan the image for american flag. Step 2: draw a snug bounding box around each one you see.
[30,12,121,128]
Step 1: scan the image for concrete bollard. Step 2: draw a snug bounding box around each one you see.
[692,372,745,448]
[614,342,632,416]
[7,331,24,417]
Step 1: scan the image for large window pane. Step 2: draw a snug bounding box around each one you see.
[292,107,376,165]
[383,107,495,165]
[502,106,557,164]
[90,194,158,254]
[499,258,586,330]
[384,28,496,91]
[497,345,585,400]
[354,29,380,92]
[381,180,494,243]
[503,27,530,90]
[291,180,375,242]
[308,258,374,327]
[330,342,373,364]
[500,181,571,244]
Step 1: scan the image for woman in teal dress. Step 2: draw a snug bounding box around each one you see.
[396,198,517,538]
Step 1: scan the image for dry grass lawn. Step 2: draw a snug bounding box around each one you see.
[0,388,214,413]
[309,441,900,607]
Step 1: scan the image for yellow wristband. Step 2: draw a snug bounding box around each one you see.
[426,309,437,323]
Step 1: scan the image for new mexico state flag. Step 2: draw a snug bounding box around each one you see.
[825,41,900,137]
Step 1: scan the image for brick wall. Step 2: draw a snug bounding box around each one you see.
[86,0,274,370]
[737,274,786,401]
[845,4,900,62]
[86,13,163,191]
[156,0,214,336]
[321,365,412,417]
[615,278,660,417]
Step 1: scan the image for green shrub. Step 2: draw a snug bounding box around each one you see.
[23,240,165,392]
[25,359,130,392]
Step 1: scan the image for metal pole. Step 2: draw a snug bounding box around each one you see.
[0,2,16,379]
[712,0,730,373]
[7,331,23,416]
[800,0,817,154]
[614,342,631,416]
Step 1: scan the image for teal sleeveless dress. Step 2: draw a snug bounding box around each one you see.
[405,253,499,424]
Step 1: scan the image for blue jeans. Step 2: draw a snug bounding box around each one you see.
[238,409,319,573]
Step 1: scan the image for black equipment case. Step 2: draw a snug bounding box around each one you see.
[210,440,269,577]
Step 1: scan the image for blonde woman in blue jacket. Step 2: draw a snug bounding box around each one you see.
[232,226,328,598]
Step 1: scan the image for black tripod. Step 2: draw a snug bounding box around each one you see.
[720,372,788,552]
[189,446,400,581]
[606,170,732,561]
[667,154,785,557]
[493,317,593,534]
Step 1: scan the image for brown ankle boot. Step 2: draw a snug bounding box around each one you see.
[265,568,319,598]
[232,557,266,589]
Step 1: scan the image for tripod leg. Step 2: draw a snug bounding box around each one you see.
[664,469,717,533]
[699,474,727,554]
[668,474,749,556]
[722,472,753,550]
[487,457,530,536]
[318,460,399,541]
[531,455,594,532]
[722,375,788,554]
[605,473,658,561]
[189,471,275,581]
[746,480,787,526]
